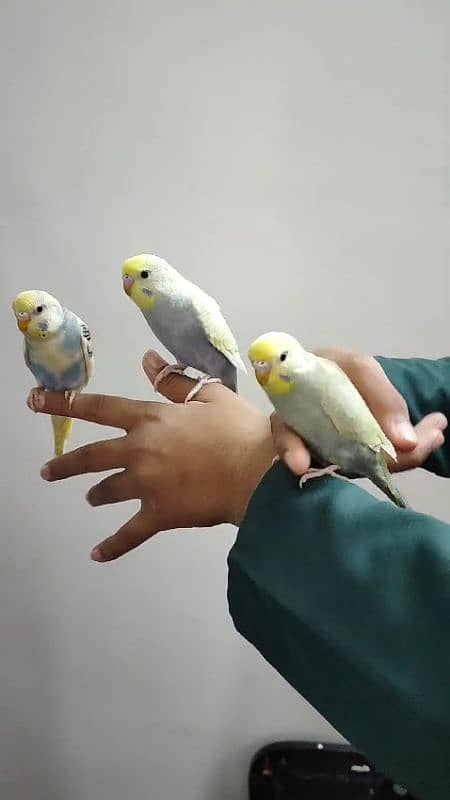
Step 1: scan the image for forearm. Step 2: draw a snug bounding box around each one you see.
[377,356,450,475]
[228,462,450,800]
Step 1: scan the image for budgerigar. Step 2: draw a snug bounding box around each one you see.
[248,331,407,508]
[12,290,94,456]
[121,254,246,402]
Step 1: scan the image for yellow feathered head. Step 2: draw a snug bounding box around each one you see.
[12,290,64,340]
[121,253,177,311]
[248,331,307,396]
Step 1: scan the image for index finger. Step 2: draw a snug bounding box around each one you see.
[142,350,232,405]
[28,389,154,431]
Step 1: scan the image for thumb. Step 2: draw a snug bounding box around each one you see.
[270,413,311,475]
[90,510,160,562]
[142,350,226,404]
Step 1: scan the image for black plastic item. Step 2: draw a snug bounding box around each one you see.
[249,741,418,799]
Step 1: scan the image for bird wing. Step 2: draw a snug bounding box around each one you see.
[76,315,94,384]
[190,286,247,373]
[317,356,397,461]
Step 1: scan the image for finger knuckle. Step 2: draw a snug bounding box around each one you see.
[78,445,97,472]
[91,395,107,421]
[397,396,409,416]
[349,352,373,371]
[140,401,157,421]
[130,436,155,465]
[133,462,151,486]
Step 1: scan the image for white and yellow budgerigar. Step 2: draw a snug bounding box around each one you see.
[121,254,246,402]
[12,290,94,456]
[248,331,407,508]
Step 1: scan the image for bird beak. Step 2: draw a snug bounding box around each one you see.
[122,275,134,295]
[17,315,30,332]
[252,360,271,385]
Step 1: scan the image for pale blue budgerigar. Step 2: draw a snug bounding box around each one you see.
[121,254,246,402]
[12,290,94,455]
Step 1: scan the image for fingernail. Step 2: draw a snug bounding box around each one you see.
[40,464,51,480]
[90,547,105,562]
[142,350,166,373]
[28,390,45,411]
[396,422,417,444]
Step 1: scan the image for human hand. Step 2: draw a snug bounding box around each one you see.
[271,347,448,476]
[33,352,275,561]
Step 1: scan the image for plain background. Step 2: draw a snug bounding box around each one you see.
[1,1,449,798]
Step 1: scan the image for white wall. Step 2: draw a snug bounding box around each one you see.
[1,1,449,797]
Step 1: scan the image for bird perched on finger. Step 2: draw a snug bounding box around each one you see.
[12,290,94,456]
[121,253,246,402]
[248,331,407,508]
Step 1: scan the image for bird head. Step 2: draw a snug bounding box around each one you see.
[12,290,64,340]
[121,254,173,311]
[248,331,308,396]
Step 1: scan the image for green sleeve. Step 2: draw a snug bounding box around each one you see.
[376,356,450,476]
[228,463,450,800]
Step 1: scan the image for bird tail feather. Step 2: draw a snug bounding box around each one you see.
[372,453,408,509]
[51,415,73,456]
[221,362,238,393]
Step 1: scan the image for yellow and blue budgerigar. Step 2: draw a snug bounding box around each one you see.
[248,331,407,508]
[121,253,246,402]
[12,290,94,456]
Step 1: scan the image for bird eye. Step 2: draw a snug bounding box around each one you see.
[36,306,44,314]
[140,270,149,279]
[280,351,288,362]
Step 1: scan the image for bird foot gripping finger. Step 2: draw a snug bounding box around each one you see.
[64,390,78,409]
[184,376,221,404]
[299,464,339,488]
[153,363,187,392]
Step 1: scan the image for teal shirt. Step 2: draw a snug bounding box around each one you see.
[228,357,450,800]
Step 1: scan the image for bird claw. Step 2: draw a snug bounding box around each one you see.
[64,390,77,409]
[153,363,187,392]
[299,464,339,488]
[184,376,221,403]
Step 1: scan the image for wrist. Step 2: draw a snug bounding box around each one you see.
[227,420,276,527]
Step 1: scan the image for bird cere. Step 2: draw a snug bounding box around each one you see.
[12,290,93,456]
[13,261,406,508]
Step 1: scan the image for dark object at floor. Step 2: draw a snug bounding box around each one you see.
[249,741,418,799]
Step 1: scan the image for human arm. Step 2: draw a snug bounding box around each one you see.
[228,462,450,800]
